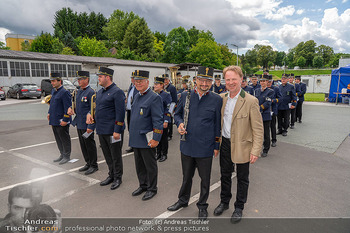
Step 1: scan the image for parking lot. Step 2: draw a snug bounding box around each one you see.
[0,99,350,232]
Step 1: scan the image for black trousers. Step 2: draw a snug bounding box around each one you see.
[278,109,291,133]
[77,129,97,168]
[52,125,71,159]
[168,116,173,138]
[178,153,213,210]
[290,107,297,126]
[220,137,250,210]
[98,133,123,180]
[126,110,131,131]
[270,114,277,143]
[133,148,158,192]
[296,101,303,121]
[156,126,169,156]
[263,121,271,153]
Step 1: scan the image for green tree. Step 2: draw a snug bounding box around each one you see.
[0,41,10,50]
[53,8,79,41]
[316,45,334,65]
[77,37,108,57]
[154,31,166,43]
[187,38,223,69]
[30,32,63,54]
[244,46,259,68]
[122,18,154,60]
[163,27,190,63]
[103,10,140,49]
[21,41,31,51]
[297,56,306,68]
[115,48,137,60]
[153,37,164,62]
[60,47,75,55]
[274,51,286,67]
[257,45,276,69]
[187,26,200,48]
[219,43,237,67]
[313,56,324,68]
[293,40,316,67]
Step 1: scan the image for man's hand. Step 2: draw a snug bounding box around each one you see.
[178,123,187,135]
[113,132,120,140]
[60,121,67,127]
[250,154,258,164]
[290,105,296,109]
[47,114,50,121]
[86,113,93,124]
[86,128,93,134]
[214,150,219,158]
[148,139,159,148]
[163,122,168,129]
[67,107,75,116]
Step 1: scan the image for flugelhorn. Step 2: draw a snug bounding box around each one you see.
[41,95,51,105]
[90,93,96,123]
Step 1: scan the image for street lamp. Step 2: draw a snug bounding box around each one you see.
[231,44,239,66]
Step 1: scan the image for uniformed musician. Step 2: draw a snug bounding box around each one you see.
[277,74,297,136]
[164,74,177,141]
[86,67,126,190]
[249,74,261,96]
[267,76,281,147]
[295,76,307,123]
[68,71,98,175]
[129,70,164,201]
[288,73,300,129]
[154,76,172,162]
[48,72,72,165]
[255,74,275,157]
[212,75,226,94]
[167,66,222,220]
[178,75,190,94]
[241,76,254,95]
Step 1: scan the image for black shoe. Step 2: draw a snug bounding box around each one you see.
[142,191,157,201]
[110,179,122,190]
[213,203,229,216]
[79,165,90,172]
[156,154,161,160]
[198,209,208,220]
[282,132,287,136]
[231,208,243,224]
[126,147,134,153]
[85,167,98,175]
[53,156,63,162]
[159,155,167,162]
[132,187,147,196]
[167,202,188,211]
[271,142,277,147]
[261,152,268,157]
[100,177,113,186]
[290,125,295,129]
[167,136,172,141]
[277,131,282,135]
[59,158,70,165]
[298,120,302,123]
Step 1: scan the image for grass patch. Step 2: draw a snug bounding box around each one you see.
[304,93,325,102]
[256,69,332,79]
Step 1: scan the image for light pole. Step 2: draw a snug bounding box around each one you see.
[232,44,239,66]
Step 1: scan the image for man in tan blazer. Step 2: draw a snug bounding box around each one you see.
[213,65,263,224]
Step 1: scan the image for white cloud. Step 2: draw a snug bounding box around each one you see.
[0,28,12,43]
[272,8,350,52]
[245,39,277,50]
[296,9,305,15]
[325,0,334,3]
[265,5,295,20]
[342,0,348,3]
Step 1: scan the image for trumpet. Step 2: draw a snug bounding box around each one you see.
[41,95,51,105]
[71,89,77,114]
[90,93,96,123]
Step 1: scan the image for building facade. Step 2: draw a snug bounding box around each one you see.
[5,34,35,51]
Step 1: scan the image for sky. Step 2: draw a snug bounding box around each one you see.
[0,0,349,54]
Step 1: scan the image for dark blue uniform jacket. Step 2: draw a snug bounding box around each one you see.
[255,88,275,121]
[278,83,297,110]
[72,86,96,130]
[48,86,72,126]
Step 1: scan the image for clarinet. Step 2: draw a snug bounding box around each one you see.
[181,81,193,141]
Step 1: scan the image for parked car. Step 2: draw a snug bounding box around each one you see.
[7,83,41,99]
[41,79,77,96]
[0,86,6,100]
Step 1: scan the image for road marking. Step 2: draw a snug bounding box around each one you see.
[8,137,79,151]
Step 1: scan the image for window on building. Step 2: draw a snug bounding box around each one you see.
[0,61,8,77]
[50,63,67,77]
[67,64,82,77]
[31,62,49,77]
[10,61,30,77]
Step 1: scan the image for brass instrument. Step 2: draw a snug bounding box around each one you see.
[168,66,181,90]
[41,95,51,105]
[90,93,96,123]
[71,89,77,114]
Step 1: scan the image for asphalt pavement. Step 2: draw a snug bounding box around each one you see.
[0,99,349,232]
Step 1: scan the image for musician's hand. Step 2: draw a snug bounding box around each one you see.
[86,113,93,124]
[67,107,75,116]
[163,122,168,128]
[86,128,93,134]
[60,121,67,127]
[290,105,295,109]
[47,114,50,121]
[113,132,120,140]
[178,123,187,135]
[148,139,159,148]
[214,150,219,158]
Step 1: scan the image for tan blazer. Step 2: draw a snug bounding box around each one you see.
[220,89,263,163]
